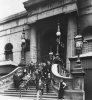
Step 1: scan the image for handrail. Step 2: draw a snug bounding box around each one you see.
[51,63,73,95]
[0,67,23,91]
[51,64,72,81]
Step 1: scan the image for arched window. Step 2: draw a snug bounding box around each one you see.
[5,43,13,61]
[82,26,92,54]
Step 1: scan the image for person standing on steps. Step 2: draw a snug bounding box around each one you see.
[58,80,66,99]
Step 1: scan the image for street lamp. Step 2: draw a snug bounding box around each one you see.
[56,22,61,56]
[71,2,85,99]
[19,28,26,67]
[73,33,85,76]
[74,34,83,63]
[53,22,63,65]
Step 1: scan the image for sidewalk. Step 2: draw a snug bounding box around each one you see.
[0,95,35,100]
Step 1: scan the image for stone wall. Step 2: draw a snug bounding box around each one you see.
[0,16,30,64]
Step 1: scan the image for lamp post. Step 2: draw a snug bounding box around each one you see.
[74,34,83,64]
[56,22,61,56]
[74,34,85,75]
[73,0,84,72]
[72,34,85,100]
[73,32,85,77]
[73,32,85,78]
[73,7,85,99]
[19,29,26,67]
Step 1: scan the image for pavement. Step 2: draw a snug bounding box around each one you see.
[0,95,35,100]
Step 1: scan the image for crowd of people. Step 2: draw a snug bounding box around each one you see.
[13,59,67,99]
[13,60,52,95]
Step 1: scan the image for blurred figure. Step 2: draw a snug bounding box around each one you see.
[42,62,47,93]
[46,60,51,73]
[23,66,27,76]
[30,61,35,77]
[13,69,23,97]
[58,80,66,99]
[13,70,23,90]
[36,78,44,100]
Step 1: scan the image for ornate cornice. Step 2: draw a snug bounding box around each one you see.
[23,0,77,14]
[0,11,27,24]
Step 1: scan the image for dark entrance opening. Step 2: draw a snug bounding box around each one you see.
[37,14,68,63]
[41,29,56,62]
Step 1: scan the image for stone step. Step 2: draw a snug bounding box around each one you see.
[9,86,52,90]
[6,90,53,93]
[4,92,55,95]
[3,90,56,93]
[3,93,57,97]
[0,83,58,100]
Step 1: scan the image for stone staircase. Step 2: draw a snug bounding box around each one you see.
[0,84,58,100]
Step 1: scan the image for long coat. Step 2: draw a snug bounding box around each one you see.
[58,82,65,99]
[13,73,23,89]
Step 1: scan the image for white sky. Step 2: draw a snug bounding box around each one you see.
[0,0,27,20]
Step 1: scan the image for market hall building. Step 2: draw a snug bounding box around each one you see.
[0,0,92,100]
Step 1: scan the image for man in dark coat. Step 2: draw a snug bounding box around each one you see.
[13,70,23,90]
[58,80,66,99]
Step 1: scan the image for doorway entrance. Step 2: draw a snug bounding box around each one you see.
[37,14,68,63]
[41,29,56,62]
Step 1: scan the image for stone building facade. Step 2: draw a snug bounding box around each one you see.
[0,0,92,99]
[0,0,77,67]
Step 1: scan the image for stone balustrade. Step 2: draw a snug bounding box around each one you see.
[0,67,23,91]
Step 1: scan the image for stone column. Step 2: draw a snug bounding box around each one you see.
[30,25,37,63]
[66,14,77,71]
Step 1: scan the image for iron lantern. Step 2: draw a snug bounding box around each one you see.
[74,34,83,51]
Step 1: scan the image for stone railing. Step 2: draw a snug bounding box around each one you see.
[51,63,73,97]
[51,64,72,80]
[0,67,23,92]
[51,63,85,100]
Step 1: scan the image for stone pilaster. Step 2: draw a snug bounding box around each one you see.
[66,14,77,71]
[37,32,41,62]
[30,25,37,63]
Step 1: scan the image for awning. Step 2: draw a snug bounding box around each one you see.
[0,61,18,67]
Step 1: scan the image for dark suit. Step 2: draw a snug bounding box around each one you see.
[58,82,65,99]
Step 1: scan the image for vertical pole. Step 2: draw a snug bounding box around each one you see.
[56,37,59,56]
[21,44,25,65]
